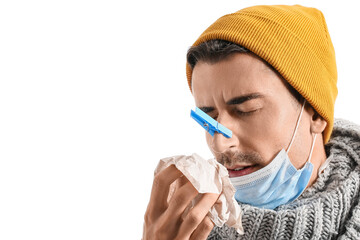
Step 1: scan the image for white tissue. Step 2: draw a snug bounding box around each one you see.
[154,153,244,235]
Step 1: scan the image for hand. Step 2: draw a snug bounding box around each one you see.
[143,165,220,240]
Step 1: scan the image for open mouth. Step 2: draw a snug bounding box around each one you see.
[227,165,258,178]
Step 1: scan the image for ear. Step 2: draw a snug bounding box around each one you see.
[306,104,327,134]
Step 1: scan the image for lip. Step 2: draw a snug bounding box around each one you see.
[227,165,258,178]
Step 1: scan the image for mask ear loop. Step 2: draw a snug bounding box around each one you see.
[307,134,317,164]
[286,99,306,154]
[286,98,317,166]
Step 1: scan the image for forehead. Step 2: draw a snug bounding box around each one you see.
[191,53,286,104]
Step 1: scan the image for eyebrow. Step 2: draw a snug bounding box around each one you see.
[198,93,264,114]
[226,93,264,105]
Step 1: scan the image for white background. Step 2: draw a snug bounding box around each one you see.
[0,0,359,239]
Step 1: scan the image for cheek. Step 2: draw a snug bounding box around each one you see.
[232,112,276,140]
[245,106,289,138]
[230,108,291,160]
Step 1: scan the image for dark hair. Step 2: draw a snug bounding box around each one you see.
[186,39,302,104]
[187,39,249,69]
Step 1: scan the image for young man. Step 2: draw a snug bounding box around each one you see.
[143,5,360,239]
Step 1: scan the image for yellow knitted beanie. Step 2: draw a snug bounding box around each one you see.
[186,5,337,143]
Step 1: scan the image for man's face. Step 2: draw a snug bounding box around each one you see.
[191,53,310,178]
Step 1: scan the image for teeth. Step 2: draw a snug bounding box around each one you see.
[233,167,245,171]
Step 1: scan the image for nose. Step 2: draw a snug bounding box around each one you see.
[211,133,238,154]
[210,115,238,154]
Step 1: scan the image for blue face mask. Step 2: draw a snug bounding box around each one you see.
[230,100,317,210]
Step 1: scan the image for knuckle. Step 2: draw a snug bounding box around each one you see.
[153,174,164,189]
[186,211,202,225]
[143,211,152,225]
[171,192,188,206]
[153,222,170,240]
[202,217,214,232]
[153,230,165,240]
[153,166,177,188]
[173,184,197,205]
[153,227,164,238]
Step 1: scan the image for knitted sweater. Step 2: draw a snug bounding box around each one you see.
[208,119,360,240]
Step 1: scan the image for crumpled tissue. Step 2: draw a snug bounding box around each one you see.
[154,153,243,235]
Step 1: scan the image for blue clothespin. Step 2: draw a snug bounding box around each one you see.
[190,107,232,138]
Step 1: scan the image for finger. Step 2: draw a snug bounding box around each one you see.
[164,181,198,221]
[177,175,188,187]
[151,181,198,238]
[147,165,183,219]
[170,175,189,197]
[176,192,219,239]
[166,174,189,203]
[189,216,215,240]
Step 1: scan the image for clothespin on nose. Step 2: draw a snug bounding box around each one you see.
[190,107,232,138]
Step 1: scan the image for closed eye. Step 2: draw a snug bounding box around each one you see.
[235,109,259,116]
